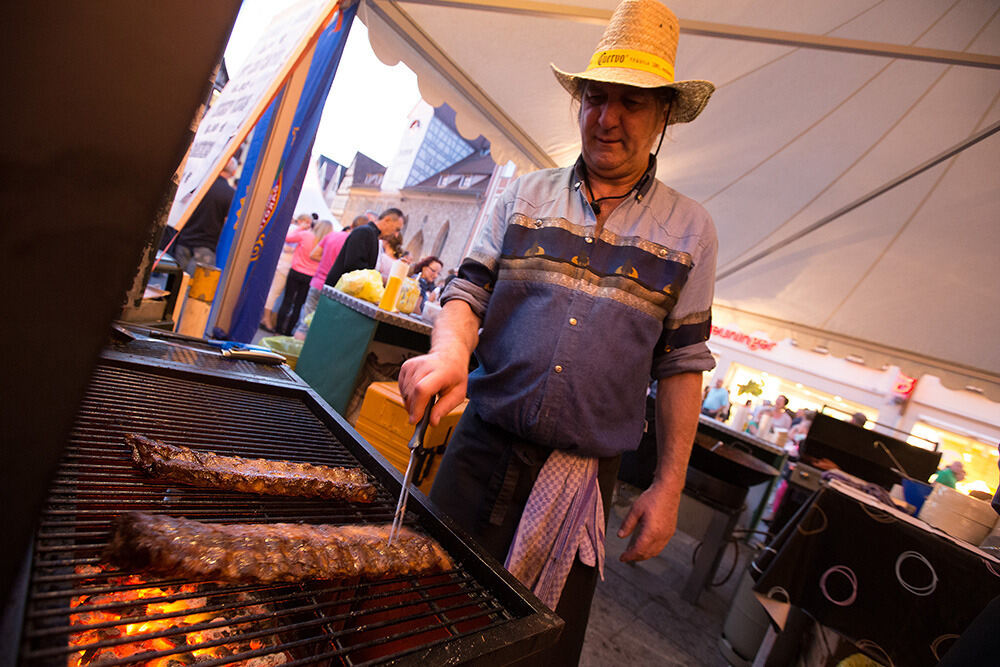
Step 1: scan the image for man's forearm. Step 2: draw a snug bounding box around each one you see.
[616,371,704,562]
[431,299,480,362]
[653,372,703,491]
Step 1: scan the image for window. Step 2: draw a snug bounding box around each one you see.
[460,175,486,188]
[404,230,424,259]
[720,362,879,431]
[404,116,474,187]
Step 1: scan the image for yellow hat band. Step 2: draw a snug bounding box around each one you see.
[586,49,675,83]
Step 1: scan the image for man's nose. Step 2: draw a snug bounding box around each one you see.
[597,102,621,127]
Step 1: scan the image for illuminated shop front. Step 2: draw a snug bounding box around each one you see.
[706,325,1000,496]
[722,361,878,423]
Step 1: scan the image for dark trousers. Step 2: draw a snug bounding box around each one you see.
[276,268,311,335]
[430,407,619,666]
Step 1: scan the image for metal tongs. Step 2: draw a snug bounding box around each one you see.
[388,396,435,545]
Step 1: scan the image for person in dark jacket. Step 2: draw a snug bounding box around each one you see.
[172,158,237,274]
[323,208,405,289]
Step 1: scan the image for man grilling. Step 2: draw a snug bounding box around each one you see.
[398,0,717,661]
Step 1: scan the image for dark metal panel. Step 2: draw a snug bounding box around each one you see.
[0,1,242,608]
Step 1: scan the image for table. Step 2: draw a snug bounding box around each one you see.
[620,405,783,604]
[295,287,432,416]
[697,415,787,534]
[751,480,1000,666]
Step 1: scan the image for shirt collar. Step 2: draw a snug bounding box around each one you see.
[570,154,659,202]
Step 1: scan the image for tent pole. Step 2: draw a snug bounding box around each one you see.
[716,119,1000,282]
[393,0,1000,70]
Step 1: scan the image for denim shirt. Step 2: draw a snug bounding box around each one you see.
[442,157,717,457]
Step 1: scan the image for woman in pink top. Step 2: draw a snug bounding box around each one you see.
[275,220,331,335]
[311,225,350,289]
[293,215,365,338]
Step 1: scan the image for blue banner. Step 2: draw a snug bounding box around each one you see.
[214,3,358,342]
[214,96,280,273]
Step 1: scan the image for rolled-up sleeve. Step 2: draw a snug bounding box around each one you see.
[440,179,518,320]
[440,273,492,320]
[651,220,718,379]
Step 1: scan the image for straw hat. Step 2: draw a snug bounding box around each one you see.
[551,0,714,124]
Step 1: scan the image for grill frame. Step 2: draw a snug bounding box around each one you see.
[18,346,562,666]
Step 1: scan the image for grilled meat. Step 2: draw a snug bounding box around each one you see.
[106,512,454,583]
[126,434,376,502]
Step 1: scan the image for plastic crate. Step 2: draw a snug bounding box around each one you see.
[355,381,466,494]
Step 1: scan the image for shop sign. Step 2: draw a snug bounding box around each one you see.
[892,372,917,398]
[711,325,777,352]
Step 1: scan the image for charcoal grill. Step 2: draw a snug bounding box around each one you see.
[15,343,561,665]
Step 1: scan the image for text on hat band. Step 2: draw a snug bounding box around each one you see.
[586,49,675,83]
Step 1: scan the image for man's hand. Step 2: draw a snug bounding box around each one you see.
[397,299,480,426]
[616,371,702,563]
[398,349,469,426]
[617,481,681,562]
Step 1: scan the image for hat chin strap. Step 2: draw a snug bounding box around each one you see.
[653,100,672,159]
[585,100,671,216]
[584,174,640,216]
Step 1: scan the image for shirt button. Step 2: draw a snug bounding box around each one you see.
[584,236,593,244]
[554,365,563,373]
[569,318,578,326]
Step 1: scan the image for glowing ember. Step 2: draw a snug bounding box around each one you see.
[68,567,288,666]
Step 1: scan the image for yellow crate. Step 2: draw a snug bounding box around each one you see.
[188,264,221,301]
[355,382,466,495]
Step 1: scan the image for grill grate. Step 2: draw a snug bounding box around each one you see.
[19,362,540,666]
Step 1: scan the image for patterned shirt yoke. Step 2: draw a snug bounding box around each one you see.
[442,156,718,458]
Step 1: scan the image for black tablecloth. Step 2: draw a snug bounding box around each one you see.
[752,481,1000,666]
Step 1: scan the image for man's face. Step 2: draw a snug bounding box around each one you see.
[579,81,664,182]
[379,214,404,238]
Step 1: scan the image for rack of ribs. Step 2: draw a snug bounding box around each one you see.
[106,512,454,584]
[126,434,377,502]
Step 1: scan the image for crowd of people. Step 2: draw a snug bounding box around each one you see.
[700,383,819,450]
[258,208,454,339]
[166,178,454,340]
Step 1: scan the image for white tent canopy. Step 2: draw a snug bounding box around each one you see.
[360,0,1000,399]
[294,154,340,224]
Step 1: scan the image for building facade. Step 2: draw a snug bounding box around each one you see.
[320,101,500,273]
